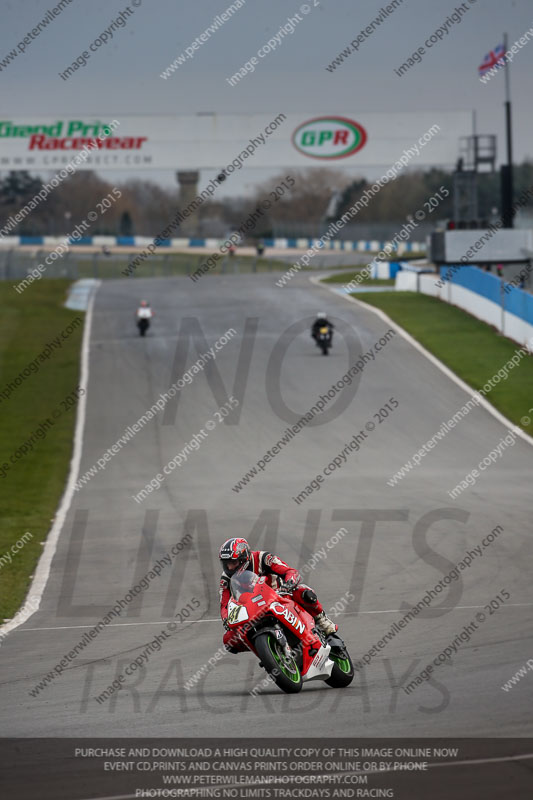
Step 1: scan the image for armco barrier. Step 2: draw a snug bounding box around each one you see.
[406,266,533,352]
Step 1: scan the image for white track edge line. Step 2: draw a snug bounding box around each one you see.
[13,602,533,633]
[311,274,533,448]
[0,282,100,639]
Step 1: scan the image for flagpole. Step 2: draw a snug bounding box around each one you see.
[502,31,514,227]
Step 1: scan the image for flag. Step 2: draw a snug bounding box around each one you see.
[479,44,506,76]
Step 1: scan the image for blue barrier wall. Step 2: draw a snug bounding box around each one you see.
[389,262,402,278]
[504,283,533,325]
[440,265,533,326]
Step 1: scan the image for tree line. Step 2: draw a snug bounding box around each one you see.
[1,163,532,239]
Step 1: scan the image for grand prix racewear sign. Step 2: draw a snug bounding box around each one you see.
[0,118,148,169]
[11,121,146,152]
[0,112,472,169]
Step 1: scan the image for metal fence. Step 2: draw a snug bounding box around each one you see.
[0,249,290,282]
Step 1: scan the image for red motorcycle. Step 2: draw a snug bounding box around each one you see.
[227,571,354,694]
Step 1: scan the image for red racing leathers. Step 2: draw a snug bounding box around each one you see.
[220,550,325,653]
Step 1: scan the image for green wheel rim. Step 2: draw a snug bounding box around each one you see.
[332,654,352,673]
[267,636,300,683]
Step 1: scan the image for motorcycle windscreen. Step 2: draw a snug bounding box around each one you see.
[230,570,259,601]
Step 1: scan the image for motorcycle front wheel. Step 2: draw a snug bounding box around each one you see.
[255,632,302,694]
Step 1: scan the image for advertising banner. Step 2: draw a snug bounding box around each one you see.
[0,112,472,170]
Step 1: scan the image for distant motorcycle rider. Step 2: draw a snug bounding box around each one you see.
[311,312,334,345]
[136,299,153,320]
[219,537,337,653]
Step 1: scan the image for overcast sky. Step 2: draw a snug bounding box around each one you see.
[2,0,532,196]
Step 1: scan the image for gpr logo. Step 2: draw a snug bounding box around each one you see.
[270,601,306,634]
[292,116,367,159]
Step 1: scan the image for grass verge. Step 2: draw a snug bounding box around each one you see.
[356,291,533,435]
[0,280,84,620]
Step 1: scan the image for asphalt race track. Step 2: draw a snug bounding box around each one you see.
[1,272,532,739]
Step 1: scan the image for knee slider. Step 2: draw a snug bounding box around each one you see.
[302,588,317,604]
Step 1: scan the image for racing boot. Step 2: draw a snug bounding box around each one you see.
[315,611,338,636]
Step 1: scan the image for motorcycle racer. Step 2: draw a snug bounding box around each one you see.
[219,537,337,653]
[136,299,153,319]
[311,312,334,345]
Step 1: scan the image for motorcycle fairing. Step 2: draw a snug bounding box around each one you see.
[303,643,334,682]
[227,599,249,625]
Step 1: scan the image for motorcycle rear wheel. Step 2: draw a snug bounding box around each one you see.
[255,632,302,694]
[325,650,354,687]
